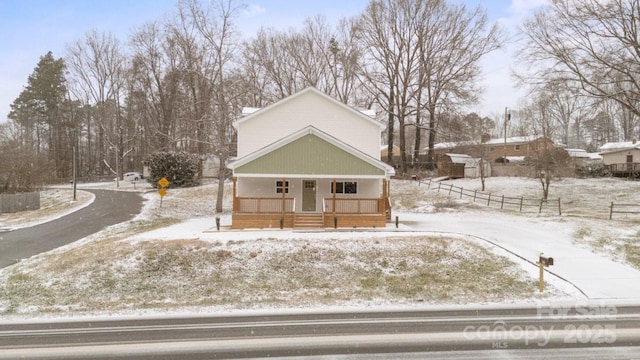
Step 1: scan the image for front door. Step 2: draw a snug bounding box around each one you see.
[302,180,316,211]
[627,154,634,171]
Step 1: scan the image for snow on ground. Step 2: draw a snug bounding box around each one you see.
[2,176,640,319]
[0,188,95,231]
[127,176,640,302]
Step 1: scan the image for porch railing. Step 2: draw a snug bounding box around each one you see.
[323,198,384,214]
[236,197,294,213]
[235,196,385,214]
[608,163,640,174]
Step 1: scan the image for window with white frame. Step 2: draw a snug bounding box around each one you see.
[514,144,521,151]
[331,181,357,194]
[276,180,289,194]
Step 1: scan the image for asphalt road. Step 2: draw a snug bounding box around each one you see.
[0,306,639,359]
[0,189,144,268]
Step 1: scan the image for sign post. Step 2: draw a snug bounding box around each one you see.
[157,177,170,207]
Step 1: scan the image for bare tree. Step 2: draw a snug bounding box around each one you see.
[416,1,502,170]
[541,81,593,148]
[520,89,570,200]
[357,0,424,174]
[181,0,242,213]
[129,22,182,152]
[0,121,48,193]
[358,0,501,174]
[66,30,135,181]
[519,0,640,127]
[240,14,367,109]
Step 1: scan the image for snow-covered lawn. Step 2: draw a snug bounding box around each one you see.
[1,176,640,318]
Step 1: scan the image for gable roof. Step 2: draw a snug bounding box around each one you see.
[599,141,640,154]
[484,136,543,145]
[228,125,395,178]
[233,87,385,131]
[443,153,483,167]
[432,136,546,151]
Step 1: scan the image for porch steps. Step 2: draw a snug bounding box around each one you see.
[294,213,324,229]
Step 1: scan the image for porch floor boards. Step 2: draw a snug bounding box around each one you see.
[294,213,324,229]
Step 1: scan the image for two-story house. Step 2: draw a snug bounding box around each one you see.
[227,87,395,229]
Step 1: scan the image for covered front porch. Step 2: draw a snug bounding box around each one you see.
[231,177,391,229]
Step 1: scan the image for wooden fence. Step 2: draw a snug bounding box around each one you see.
[417,179,562,215]
[0,192,41,213]
[609,202,640,220]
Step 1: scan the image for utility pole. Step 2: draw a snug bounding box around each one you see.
[503,107,510,165]
[72,145,77,201]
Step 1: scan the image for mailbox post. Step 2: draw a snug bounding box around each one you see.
[538,253,554,293]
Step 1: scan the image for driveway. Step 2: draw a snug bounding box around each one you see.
[397,211,640,300]
[0,190,144,268]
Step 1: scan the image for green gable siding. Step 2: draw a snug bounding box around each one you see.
[235,134,385,176]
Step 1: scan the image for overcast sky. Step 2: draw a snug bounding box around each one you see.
[0,0,547,123]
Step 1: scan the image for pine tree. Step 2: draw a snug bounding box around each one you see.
[8,51,71,179]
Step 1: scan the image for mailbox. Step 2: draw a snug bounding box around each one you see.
[539,254,554,267]
[538,253,553,293]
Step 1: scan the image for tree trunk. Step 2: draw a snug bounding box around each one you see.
[386,89,395,166]
[426,107,437,171]
[216,153,226,213]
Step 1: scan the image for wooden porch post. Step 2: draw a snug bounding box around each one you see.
[282,177,286,215]
[332,179,337,216]
[382,179,388,214]
[232,177,237,211]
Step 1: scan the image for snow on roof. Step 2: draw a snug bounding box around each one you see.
[565,149,602,161]
[506,156,526,163]
[359,109,376,118]
[241,107,261,116]
[434,136,542,149]
[483,136,539,145]
[567,149,589,158]
[241,106,375,118]
[599,141,640,153]
[445,153,481,167]
[434,142,458,150]
[433,141,478,150]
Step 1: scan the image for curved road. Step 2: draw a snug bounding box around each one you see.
[0,190,144,268]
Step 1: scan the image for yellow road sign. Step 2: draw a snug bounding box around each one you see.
[158,188,167,197]
[157,177,170,188]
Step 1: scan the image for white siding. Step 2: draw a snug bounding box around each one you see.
[601,149,640,165]
[237,90,381,159]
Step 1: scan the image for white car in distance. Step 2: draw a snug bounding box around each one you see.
[119,172,142,182]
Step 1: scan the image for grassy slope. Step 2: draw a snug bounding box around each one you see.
[3,177,640,316]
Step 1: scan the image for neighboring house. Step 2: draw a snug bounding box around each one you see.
[484,136,557,162]
[201,155,221,178]
[599,141,640,176]
[437,153,491,179]
[432,141,474,157]
[567,149,603,167]
[433,136,559,163]
[227,87,395,229]
[380,144,401,162]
